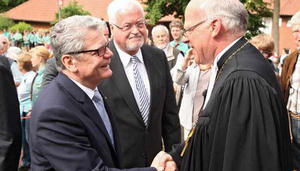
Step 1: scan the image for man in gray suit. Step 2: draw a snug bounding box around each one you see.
[99,0,180,168]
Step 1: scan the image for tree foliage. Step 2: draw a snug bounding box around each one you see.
[144,0,272,38]
[52,0,91,25]
[9,22,33,33]
[0,0,27,13]
[0,16,15,30]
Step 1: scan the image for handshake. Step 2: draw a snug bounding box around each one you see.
[150,151,177,171]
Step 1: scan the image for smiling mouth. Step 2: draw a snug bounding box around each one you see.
[100,63,110,69]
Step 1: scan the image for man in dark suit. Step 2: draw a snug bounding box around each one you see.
[30,15,174,171]
[0,57,22,171]
[98,0,181,168]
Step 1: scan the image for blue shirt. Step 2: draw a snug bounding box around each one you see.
[170,40,189,55]
[17,71,36,115]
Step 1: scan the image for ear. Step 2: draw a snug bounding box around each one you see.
[61,55,78,72]
[210,18,222,38]
[110,24,114,32]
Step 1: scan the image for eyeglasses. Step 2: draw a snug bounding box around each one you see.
[112,20,146,31]
[183,19,207,36]
[67,41,109,57]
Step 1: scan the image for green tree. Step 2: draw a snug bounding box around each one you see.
[9,22,33,33]
[144,0,272,38]
[52,0,91,25]
[0,0,27,13]
[0,16,15,31]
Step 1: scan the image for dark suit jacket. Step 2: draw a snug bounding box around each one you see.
[0,63,21,171]
[41,57,58,88]
[99,41,181,168]
[30,72,155,171]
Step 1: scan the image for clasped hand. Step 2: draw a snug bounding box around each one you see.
[151,151,177,171]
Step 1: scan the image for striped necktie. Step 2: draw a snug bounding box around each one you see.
[131,55,150,126]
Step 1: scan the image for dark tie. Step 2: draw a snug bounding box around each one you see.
[131,55,150,126]
[92,90,114,145]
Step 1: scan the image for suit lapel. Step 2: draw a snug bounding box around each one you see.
[102,95,121,166]
[57,73,117,155]
[108,42,145,124]
[141,45,162,128]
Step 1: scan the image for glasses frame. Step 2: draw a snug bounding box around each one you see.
[67,41,109,57]
[183,19,207,36]
[112,20,146,32]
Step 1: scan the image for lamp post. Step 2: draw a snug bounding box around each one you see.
[58,0,63,21]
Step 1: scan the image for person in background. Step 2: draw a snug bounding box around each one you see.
[151,24,185,105]
[174,49,211,140]
[2,28,11,40]
[280,10,300,171]
[279,48,290,75]
[13,30,23,48]
[250,33,279,75]
[17,52,36,171]
[29,31,36,49]
[0,35,23,86]
[169,20,189,55]
[99,0,181,168]
[23,30,30,52]
[151,24,184,77]
[30,46,50,106]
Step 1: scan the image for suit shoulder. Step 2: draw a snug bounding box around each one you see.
[142,44,165,55]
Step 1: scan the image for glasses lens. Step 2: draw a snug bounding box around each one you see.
[98,43,108,56]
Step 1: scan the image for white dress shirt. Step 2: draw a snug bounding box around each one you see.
[114,41,151,103]
[203,37,242,109]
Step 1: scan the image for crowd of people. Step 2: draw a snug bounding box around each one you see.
[0,0,299,171]
[1,29,51,51]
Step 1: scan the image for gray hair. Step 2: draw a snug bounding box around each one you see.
[50,15,106,71]
[151,25,169,37]
[107,0,144,24]
[291,11,300,26]
[197,0,248,35]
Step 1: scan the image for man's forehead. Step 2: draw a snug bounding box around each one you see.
[0,36,8,42]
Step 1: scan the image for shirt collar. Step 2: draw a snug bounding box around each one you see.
[114,40,144,68]
[69,78,97,100]
[162,43,169,54]
[212,37,242,71]
[37,66,45,75]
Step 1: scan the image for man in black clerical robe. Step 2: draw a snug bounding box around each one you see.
[165,0,292,170]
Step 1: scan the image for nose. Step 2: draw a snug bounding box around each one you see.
[182,35,189,44]
[104,48,113,59]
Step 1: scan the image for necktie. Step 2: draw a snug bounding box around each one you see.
[131,56,150,126]
[92,90,114,146]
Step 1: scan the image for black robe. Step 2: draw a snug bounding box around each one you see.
[171,37,292,171]
[0,62,22,171]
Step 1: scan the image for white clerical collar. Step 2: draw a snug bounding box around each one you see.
[212,37,243,71]
[113,40,144,68]
[162,43,169,54]
[70,77,97,100]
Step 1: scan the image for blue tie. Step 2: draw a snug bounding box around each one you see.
[92,90,114,146]
[131,56,150,126]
